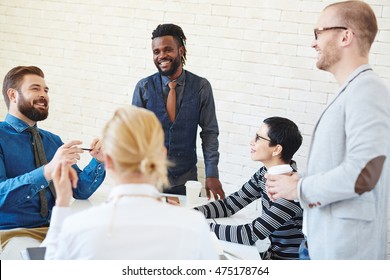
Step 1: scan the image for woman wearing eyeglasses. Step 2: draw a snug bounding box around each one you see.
[195,117,304,260]
[42,105,219,259]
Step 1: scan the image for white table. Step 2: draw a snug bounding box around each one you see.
[71,185,269,260]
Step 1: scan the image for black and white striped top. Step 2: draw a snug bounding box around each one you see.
[195,165,304,260]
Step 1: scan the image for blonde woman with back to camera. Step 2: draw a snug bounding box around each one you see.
[42,105,219,259]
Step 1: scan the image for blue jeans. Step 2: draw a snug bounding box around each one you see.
[299,238,310,260]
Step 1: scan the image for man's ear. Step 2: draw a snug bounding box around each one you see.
[341,29,354,47]
[179,45,185,57]
[7,88,17,104]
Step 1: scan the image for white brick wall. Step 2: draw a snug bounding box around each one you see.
[0,0,389,259]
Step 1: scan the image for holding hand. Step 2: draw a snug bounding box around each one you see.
[52,161,78,207]
[264,172,300,201]
[87,138,104,162]
[44,139,104,182]
[43,140,84,181]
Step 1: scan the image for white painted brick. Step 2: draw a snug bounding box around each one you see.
[228,132,252,147]
[211,5,247,18]
[298,2,324,13]
[384,6,390,17]
[194,14,228,27]
[248,9,282,21]
[219,161,244,176]
[378,30,390,42]
[262,43,298,56]
[275,77,311,91]
[375,54,390,67]
[290,89,328,104]
[227,17,263,31]
[219,121,250,135]
[262,20,300,34]
[310,80,339,93]
[281,11,318,24]
[305,102,326,114]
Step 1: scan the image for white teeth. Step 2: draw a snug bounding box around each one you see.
[159,61,170,66]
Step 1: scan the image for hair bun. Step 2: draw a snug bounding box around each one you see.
[140,157,156,175]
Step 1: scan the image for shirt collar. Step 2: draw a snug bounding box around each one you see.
[162,70,186,87]
[5,113,35,133]
[338,64,372,93]
[107,183,162,201]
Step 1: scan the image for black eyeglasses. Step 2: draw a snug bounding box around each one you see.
[255,133,271,143]
[314,26,348,40]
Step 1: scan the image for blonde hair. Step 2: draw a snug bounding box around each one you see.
[326,1,378,55]
[102,105,168,190]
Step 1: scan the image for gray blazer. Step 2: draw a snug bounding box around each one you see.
[299,65,390,259]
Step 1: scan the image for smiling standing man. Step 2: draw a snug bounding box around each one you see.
[0,66,106,259]
[132,24,224,199]
[265,1,390,260]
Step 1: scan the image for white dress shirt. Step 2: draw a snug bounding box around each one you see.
[42,184,219,260]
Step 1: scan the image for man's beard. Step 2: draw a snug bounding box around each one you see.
[317,39,341,71]
[18,93,49,122]
[156,55,181,77]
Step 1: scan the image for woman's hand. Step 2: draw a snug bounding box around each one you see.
[52,161,78,207]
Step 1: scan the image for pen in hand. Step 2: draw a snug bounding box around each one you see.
[81,148,92,151]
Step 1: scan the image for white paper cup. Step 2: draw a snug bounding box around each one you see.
[185,180,202,206]
[267,164,293,175]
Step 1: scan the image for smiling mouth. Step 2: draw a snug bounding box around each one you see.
[158,60,171,67]
[34,99,48,108]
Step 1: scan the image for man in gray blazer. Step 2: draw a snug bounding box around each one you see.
[265,1,390,259]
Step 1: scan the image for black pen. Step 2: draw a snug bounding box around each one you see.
[81,148,93,151]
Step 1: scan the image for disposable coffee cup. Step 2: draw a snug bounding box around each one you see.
[185,180,202,206]
[267,164,293,175]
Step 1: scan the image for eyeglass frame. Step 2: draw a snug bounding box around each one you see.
[255,133,272,143]
[314,26,348,40]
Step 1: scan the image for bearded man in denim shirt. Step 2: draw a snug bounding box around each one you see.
[0,66,106,259]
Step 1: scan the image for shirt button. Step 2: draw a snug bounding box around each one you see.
[41,185,45,189]
[94,180,97,182]
[27,196,30,199]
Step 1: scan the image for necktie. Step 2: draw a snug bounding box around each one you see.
[26,126,56,218]
[167,81,177,122]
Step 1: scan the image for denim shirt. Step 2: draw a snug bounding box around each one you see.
[0,114,106,230]
[132,70,220,186]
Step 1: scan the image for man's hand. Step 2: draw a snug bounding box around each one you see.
[86,138,104,163]
[52,161,78,207]
[264,172,300,201]
[205,177,225,200]
[44,140,84,181]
